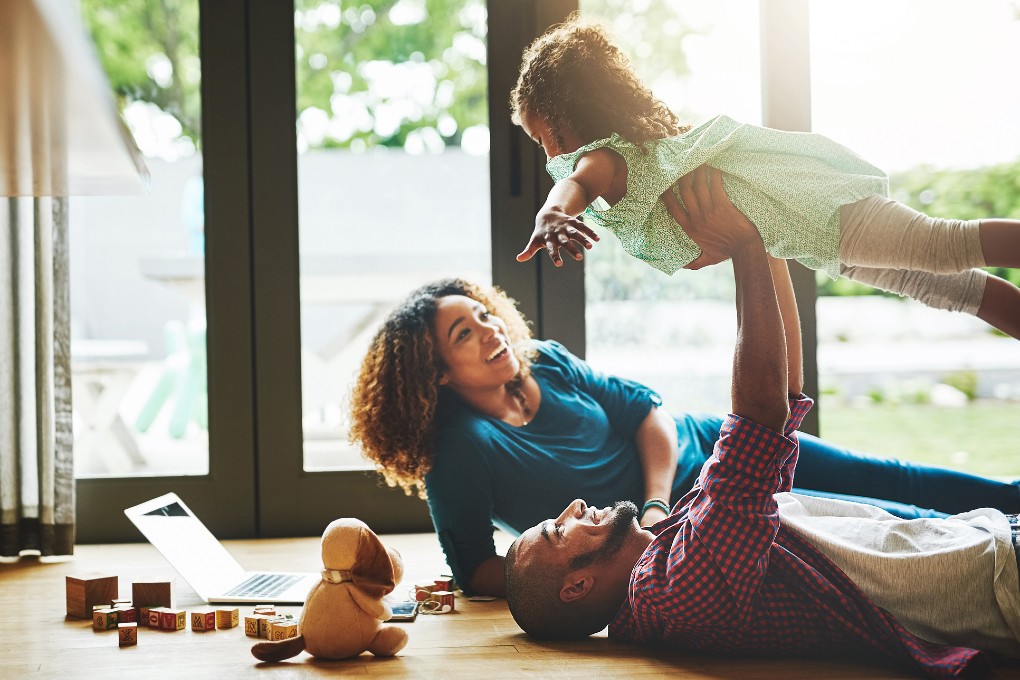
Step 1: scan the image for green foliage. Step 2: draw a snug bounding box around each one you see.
[81,0,202,141]
[940,371,978,401]
[294,0,488,150]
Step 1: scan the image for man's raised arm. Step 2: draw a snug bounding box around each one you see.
[671,166,790,431]
[730,243,789,432]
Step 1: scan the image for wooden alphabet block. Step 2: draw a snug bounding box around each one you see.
[118,622,138,647]
[66,574,119,619]
[259,615,280,639]
[191,610,216,631]
[147,608,163,628]
[431,590,455,612]
[244,614,268,638]
[115,606,137,624]
[215,608,239,629]
[159,608,186,631]
[131,580,173,609]
[270,619,298,640]
[93,608,120,631]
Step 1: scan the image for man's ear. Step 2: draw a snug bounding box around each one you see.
[559,573,594,603]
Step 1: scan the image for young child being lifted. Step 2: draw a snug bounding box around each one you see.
[511,13,1020,340]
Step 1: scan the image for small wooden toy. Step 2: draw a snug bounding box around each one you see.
[158,608,187,631]
[423,590,455,614]
[253,605,276,616]
[260,615,286,639]
[115,606,137,624]
[118,622,138,647]
[216,608,239,629]
[270,619,298,641]
[413,582,435,601]
[433,577,454,591]
[132,580,172,609]
[191,610,216,631]
[244,614,269,638]
[147,608,163,628]
[93,608,120,631]
[66,574,118,619]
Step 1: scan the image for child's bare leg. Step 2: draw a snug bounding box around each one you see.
[978,220,1020,267]
[976,274,1020,340]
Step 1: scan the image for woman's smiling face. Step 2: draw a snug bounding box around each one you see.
[432,294,521,392]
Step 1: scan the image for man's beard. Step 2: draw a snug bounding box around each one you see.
[568,500,640,571]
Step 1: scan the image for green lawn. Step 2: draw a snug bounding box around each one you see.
[819,399,1020,480]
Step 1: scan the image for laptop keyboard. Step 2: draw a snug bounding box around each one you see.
[224,573,303,598]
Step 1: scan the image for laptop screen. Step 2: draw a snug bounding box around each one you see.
[125,492,247,598]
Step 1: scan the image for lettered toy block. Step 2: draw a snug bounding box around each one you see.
[270,619,298,640]
[66,574,119,619]
[147,608,163,628]
[215,608,239,629]
[431,590,455,612]
[118,622,138,647]
[159,608,186,631]
[115,606,137,624]
[93,608,120,631]
[132,580,173,609]
[244,614,268,638]
[259,616,278,639]
[191,610,216,631]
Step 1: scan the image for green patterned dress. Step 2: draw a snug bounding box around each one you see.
[545,115,889,279]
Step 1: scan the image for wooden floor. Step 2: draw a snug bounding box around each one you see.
[2,531,1019,679]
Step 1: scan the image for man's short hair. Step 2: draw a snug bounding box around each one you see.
[504,537,615,639]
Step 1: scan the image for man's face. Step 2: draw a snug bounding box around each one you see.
[513,499,647,581]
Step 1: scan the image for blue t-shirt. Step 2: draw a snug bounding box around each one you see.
[424,339,723,589]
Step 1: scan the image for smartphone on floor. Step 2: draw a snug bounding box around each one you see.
[388,599,418,622]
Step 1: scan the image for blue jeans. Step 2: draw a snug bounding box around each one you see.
[675,413,1020,520]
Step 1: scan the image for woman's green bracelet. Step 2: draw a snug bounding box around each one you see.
[641,498,671,516]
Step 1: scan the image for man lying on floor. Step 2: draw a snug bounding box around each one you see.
[503,207,1020,678]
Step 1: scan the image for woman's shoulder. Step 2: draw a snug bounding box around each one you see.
[528,338,578,367]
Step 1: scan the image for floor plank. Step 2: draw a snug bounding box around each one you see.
[2,533,1018,679]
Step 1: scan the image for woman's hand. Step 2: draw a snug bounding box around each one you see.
[662,165,760,270]
[516,208,600,266]
[640,505,668,527]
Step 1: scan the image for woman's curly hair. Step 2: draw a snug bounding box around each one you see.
[510,13,689,150]
[348,278,535,499]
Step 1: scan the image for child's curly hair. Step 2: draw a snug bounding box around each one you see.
[510,13,688,150]
[348,278,536,499]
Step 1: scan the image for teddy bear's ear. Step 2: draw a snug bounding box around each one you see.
[351,526,396,600]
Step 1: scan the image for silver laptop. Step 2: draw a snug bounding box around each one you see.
[124,492,318,604]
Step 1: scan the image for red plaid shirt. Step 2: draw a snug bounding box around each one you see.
[609,395,991,678]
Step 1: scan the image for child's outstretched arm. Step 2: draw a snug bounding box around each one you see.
[516,149,621,266]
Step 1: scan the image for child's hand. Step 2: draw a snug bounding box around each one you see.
[667,165,759,270]
[516,211,600,266]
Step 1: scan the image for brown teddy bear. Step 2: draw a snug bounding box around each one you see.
[251,518,409,662]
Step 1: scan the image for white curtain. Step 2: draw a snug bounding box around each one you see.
[0,196,75,556]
